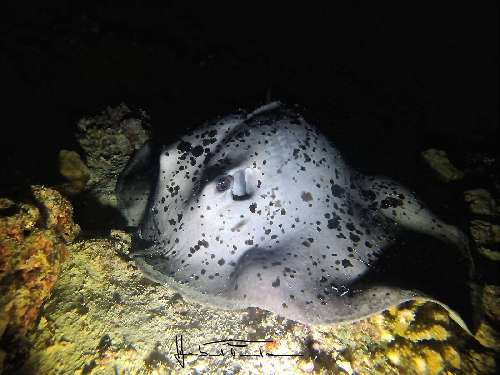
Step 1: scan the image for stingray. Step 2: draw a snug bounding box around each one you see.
[117,102,473,328]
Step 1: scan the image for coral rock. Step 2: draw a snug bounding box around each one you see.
[0,186,79,372]
[31,185,80,243]
[470,220,500,246]
[464,189,496,216]
[421,148,465,182]
[76,103,150,207]
[20,234,495,374]
[58,149,90,195]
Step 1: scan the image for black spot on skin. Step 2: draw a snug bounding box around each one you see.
[191,145,204,157]
[245,239,254,245]
[342,259,353,268]
[202,138,216,146]
[349,233,361,242]
[331,184,345,198]
[218,258,225,266]
[177,141,192,153]
[249,203,257,213]
[301,192,313,202]
[302,241,311,247]
[272,277,280,287]
[327,213,341,230]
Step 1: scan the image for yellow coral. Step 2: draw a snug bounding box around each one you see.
[474,321,500,350]
[386,348,401,366]
[430,308,450,324]
[370,313,395,342]
[422,348,444,375]
[387,305,399,317]
[379,328,395,343]
[441,345,461,369]
[392,308,416,336]
[405,324,449,342]
[412,355,428,374]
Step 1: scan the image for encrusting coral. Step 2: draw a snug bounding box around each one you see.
[0,186,79,373]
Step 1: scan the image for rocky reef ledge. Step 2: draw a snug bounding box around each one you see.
[0,188,497,374]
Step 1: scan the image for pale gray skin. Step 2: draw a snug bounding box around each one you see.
[117,102,469,326]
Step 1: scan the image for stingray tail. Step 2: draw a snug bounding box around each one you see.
[247,100,282,119]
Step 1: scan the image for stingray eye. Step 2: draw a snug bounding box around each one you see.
[215,175,233,192]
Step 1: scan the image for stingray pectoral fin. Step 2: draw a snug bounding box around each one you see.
[320,288,473,335]
[357,175,470,250]
[222,248,411,325]
[227,259,417,325]
[134,256,172,284]
[330,284,473,335]
[117,142,158,227]
[231,265,472,334]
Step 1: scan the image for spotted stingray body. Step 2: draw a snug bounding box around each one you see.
[117,102,469,325]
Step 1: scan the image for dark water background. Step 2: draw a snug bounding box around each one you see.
[1,3,497,199]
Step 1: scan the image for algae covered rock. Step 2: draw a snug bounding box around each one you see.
[465,189,497,217]
[463,184,500,354]
[0,186,80,373]
[465,189,500,261]
[58,149,91,195]
[76,103,151,207]
[31,185,81,243]
[470,220,500,246]
[421,148,465,182]
[22,232,496,374]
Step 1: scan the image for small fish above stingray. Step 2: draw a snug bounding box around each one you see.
[117,102,472,326]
